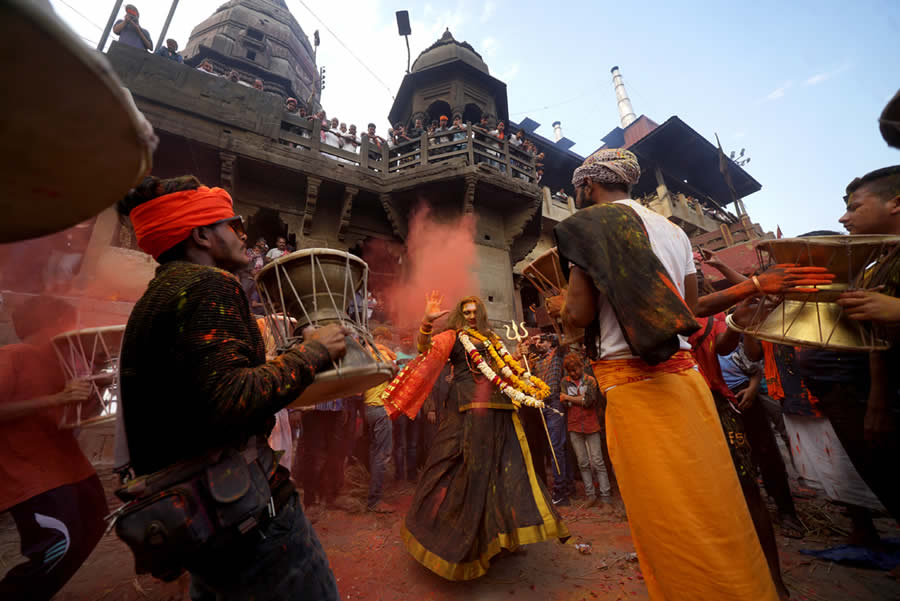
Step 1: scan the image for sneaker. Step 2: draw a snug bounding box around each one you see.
[552,496,570,507]
[584,496,599,508]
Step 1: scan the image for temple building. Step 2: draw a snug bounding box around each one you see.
[1,0,770,342]
[93,5,541,330]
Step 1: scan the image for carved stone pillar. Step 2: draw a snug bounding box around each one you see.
[219,151,237,192]
[463,173,477,215]
[378,192,407,240]
[302,176,321,236]
[337,186,358,241]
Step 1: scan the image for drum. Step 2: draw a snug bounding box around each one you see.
[255,249,394,407]
[727,235,900,351]
[50,325,126,428]
[523,247,567,297]
[522,247,582,344]
[1,0,153,243]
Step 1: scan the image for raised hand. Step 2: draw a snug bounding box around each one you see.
[756,264,835,294]
[423,290,449,324]
[698,247,724,268]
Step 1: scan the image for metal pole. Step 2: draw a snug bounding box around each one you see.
[154,0,181,53]
[405,35,411,73]
[97,0,124,52]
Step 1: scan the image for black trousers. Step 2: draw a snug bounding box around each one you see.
[730,383,797,517]
[810,381,900,524]
[301,410,345,505]
[0,474,108,601]
[189,492,338,601]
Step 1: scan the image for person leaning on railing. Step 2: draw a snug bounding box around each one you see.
[407,118,424,139]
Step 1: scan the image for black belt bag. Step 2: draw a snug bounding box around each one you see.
[113,439,276,581]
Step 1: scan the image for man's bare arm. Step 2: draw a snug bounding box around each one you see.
[0,380,91,423]
[562,266,598,328]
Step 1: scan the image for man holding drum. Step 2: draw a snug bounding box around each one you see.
[800,165,900,525]
[117,175,347,600]
[0,298,108,601]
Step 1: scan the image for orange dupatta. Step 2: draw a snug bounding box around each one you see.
[382,330,456,420]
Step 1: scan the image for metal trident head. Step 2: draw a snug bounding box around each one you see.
[503,320,529,343]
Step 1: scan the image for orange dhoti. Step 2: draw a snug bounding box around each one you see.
[593,352,778,601]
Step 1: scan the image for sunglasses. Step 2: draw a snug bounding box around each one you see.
[208,215,246,238]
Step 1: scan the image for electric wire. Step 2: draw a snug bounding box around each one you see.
[55,0,105,32]
[290,0,396,100]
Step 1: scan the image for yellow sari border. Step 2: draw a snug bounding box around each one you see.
[402,517,569,581]
[401,411,569,581]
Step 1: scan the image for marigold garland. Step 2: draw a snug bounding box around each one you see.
[463,328,550,400]
[458,331,547,409]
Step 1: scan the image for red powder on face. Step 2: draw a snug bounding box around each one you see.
[364,205,478,332]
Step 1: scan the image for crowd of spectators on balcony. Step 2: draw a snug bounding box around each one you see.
[124,10,542,182]
[278,97,544,177]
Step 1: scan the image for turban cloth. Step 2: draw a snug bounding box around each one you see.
[572,148,641,188]
[129,186,234,260]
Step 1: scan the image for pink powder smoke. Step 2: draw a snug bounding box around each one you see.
[365,206,478,333]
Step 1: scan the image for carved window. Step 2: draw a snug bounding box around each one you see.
[246,28,264,41]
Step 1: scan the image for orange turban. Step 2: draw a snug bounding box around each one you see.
[130,186,234,260]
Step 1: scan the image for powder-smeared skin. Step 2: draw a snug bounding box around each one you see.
[694,264,834,318]
[120,261,331,475]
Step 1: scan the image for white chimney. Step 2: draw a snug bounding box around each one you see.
[611,66,637,128]
[552,120,563,142]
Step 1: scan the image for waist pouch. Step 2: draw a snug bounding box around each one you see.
[113,440,275,581]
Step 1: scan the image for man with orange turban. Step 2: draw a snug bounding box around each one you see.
[117,175,347,600]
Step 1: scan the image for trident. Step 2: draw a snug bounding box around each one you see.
[503,320,562,475]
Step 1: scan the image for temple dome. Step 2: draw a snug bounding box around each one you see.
[184,0,318,101]
[410,29,489,75]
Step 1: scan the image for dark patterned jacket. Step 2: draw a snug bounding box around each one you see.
[120,261,330,476]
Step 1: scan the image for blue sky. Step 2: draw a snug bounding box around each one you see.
[51,0,899,236]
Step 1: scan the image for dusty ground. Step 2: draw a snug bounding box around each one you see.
[2,467,899,601]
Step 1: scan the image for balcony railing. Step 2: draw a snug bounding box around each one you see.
[278,115,538,183]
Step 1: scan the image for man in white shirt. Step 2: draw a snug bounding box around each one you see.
[196,59,218,76]
[558,148,779,601]
[265,236,290,263]
[346,125,360,153]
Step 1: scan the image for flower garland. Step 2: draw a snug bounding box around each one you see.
[458,331,548,409]
[463,329,550,400]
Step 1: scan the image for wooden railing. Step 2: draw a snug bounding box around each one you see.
[278,115,538,182]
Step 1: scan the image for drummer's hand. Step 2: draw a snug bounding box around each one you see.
[55,379,92,406]
[423,290,449,324]
[730,297,772,329]
[698,247,724,269]
[756,264,835,294]
[837,290,900,324]
[302,324,349,361]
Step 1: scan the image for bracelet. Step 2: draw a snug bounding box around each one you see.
[751,275,764,294]
[419,324,433,336]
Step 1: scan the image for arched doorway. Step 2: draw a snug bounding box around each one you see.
[246,208,287,251]
[462,103,483,126]
[425,100,452,126]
